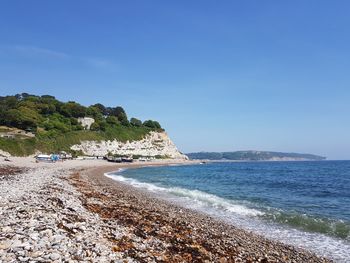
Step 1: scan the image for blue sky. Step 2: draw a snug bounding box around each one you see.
[0,1,349,159]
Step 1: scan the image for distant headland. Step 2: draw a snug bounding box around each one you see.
[187,151,326,161]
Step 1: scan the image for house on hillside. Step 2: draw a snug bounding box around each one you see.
[78,117,95,130]
[0,133,15,139]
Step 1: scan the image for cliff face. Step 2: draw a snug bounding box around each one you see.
[71,131,188,159]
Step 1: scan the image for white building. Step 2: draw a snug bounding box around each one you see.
[77,117,95,130]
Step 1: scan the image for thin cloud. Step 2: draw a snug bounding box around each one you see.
[83,57,120,71]
[12,45,70,59]
[4,45,119,71]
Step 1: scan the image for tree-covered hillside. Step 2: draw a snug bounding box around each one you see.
[0,93,163,156]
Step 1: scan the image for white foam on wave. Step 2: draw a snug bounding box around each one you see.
[244,220,350,263]
[105,170,350,262]
[165,187,264,216]
[105,171,263,217]
[105,172,165,192]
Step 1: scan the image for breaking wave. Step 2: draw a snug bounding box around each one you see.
[105,171,263,217]
[104,166,350,262]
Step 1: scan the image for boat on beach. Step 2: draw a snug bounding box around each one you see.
[35,154,60,162]
[121,157,133,163]
[107,156,122,163]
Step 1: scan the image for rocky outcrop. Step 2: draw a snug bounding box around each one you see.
[0,150,11,158]
[70,132,188,159]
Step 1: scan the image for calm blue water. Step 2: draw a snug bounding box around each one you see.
[108,161,350,262]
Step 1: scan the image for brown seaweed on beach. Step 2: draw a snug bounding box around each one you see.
[0,165,28,180]
[69,169,332,263]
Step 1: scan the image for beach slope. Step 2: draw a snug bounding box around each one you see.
[0,158,331,262]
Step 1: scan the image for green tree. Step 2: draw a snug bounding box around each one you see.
[93,103,107,115]
[39,103,56,115]
[90,122,100,131]
[3,96,18,109]
[106,116,119,125]
[143,120,162,129]
[130,117,142,127]
[152,121,161,129]
[110,106,129,126]
[41,95,56,100]
[97,120,107,131]
[17,100,37,110]
[86,106,103,120]
[5,107,42,130]
[60,102,86,118]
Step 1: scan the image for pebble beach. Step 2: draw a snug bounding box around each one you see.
[0,157,332,262]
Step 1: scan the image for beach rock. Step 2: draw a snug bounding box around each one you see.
[49,252,61,260]
[0,242,11,250]
[0,149,11,158]
[29,251,42,258]
[18,256,29,262]
[2,226,12,232]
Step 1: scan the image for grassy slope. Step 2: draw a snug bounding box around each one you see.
[0,126,152,156]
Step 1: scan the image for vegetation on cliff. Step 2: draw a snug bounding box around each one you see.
[0,93,163,156]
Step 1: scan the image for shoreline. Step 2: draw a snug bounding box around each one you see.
[72,162,331,262]
[0,158,332,262]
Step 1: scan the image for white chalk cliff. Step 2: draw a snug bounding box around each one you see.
[70,131,188,159]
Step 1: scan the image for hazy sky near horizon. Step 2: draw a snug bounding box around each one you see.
[0,1,349,159]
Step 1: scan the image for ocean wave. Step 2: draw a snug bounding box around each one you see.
[106,170,349,239]
[105,171,263,217]
[262,210,350,240]
[104,169,350,262]
[165,187,264,216]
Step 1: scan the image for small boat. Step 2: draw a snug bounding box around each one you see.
[36,154,52,162]
[121,157,133,163]
[107,157,122,163]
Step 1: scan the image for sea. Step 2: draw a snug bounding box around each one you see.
[106,161,350,262]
